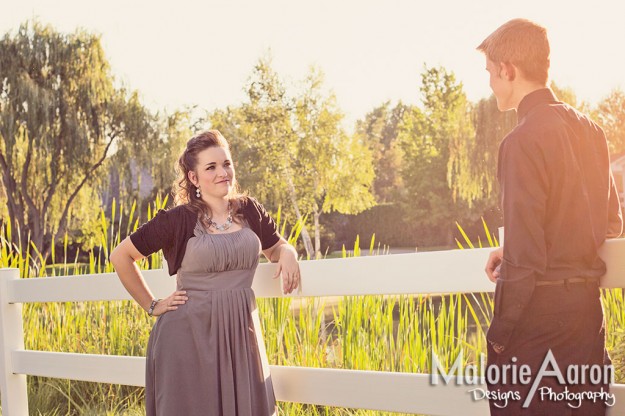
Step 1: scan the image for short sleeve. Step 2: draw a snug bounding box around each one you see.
[249,198,281,250]
[129,209,174,257]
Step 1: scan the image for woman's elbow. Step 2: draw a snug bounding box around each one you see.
[109,246,122,268]
[110,242,132,268]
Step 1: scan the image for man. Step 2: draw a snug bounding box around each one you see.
[479,18,623,415]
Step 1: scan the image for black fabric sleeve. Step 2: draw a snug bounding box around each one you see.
[488,134,544,349]
[248,197,281,250]
[129,209,174,257]
[607,170,624,237]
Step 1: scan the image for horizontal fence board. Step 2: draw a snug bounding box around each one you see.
[7,269,169,304]
[11,351,625,415]
[12,350,145,387]
[271,365,491,415]
[7,350,487,415]
[7,238,625,304]
[597,238,625,288]
[7,248,492,303]
[290,248,495,297]
[276,367,625,415]
[612,385,625,416]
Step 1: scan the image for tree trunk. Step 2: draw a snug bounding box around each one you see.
[0,151,26,251]
[313,206,321,259]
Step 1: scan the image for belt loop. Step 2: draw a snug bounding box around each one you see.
[564,278,570,291]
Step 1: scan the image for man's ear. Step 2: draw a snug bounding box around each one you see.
[501,62,516,81]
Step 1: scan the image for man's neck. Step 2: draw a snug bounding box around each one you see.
[512,82,548,111]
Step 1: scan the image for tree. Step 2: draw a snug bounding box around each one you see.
[98,89,160,212]
[144,109,193,198]
[355,101,406,203]
[447,81,578,208]
[211,55,317,255]
[293,67,375,257]
[0,21,152,258]
[595,88,625,155]
[550,81,584,111]
[447,95,516,206]
[211,57,375,258]
[398,66,476,245]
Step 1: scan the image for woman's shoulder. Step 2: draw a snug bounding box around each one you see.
[154,204,196,223]
[167,204,195,215]
[237,196,266,215]
[234,195,250,209]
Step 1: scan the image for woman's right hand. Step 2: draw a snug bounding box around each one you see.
[151,290,188,316]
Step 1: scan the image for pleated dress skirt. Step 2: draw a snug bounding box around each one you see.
[145,222,276,416]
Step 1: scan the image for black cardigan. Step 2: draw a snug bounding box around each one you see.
[129,197,281,276]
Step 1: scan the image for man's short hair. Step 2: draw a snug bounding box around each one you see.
[477,18,550,85]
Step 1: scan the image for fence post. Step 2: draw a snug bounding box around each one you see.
[0,268,28,415]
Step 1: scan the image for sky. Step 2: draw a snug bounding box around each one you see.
[2,0,625,130]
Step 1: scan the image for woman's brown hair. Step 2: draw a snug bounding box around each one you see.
[173,130,245,227]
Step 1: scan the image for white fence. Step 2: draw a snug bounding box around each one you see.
[2,240,625,415]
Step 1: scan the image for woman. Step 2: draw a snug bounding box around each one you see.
[110,130,300,416]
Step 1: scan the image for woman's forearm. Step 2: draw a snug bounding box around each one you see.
[110,251,155,312]
[274,243,297,262]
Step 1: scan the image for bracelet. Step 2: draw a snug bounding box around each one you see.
[147,298,161,317]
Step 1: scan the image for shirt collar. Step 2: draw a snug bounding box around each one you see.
[517,88,559,121]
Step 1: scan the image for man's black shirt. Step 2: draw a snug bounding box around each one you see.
[488,88,623,347]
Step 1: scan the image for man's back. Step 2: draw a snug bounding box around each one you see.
[497,88,622,284]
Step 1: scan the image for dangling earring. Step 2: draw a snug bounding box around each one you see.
[196,187,201,198]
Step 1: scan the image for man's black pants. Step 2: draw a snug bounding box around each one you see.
[487,282,611,416]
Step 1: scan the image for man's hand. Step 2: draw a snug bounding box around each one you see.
[485,246,504,283]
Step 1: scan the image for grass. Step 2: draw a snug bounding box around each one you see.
[1,208,625,415]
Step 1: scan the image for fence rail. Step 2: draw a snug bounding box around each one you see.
[2,239,625,415]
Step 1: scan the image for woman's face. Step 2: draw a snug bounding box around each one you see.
[188,146,235,200]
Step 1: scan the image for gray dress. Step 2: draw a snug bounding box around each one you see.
[145,220,276,416]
